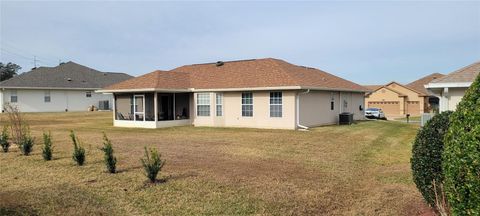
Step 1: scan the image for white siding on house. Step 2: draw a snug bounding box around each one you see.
[447,88,468,111]
[0,90,3,113]
[1,89,113,112]
[430,87,469,112]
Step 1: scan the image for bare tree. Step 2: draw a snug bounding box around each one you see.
[3,103,29,145]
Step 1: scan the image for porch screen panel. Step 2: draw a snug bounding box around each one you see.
[145,93,154,121]
[115,94,133,120]
[175,93,190,119]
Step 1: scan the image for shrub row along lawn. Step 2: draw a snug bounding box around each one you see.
[0,112,427,215]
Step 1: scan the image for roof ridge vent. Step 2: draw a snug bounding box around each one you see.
[216,61,224,67]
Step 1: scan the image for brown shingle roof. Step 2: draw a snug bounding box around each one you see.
[104,58,368,92]
[406,73,444,95]
[364,85,383,91]
[431,61,480,83]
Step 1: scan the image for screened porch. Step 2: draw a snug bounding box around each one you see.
[113,92,192,128]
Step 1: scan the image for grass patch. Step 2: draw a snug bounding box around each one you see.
[0,112,426,215]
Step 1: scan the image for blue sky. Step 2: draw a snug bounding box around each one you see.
[1,1,479,84]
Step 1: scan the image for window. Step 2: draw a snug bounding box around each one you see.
[44,90,51,103]
[197,93,210,116]
[270,92,282,117]
[216,93,223,116]
[10,90,17,103]
[241,92,253,117]
[86,91,92,97]
[330,93,335,110]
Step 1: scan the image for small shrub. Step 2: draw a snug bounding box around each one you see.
[443,74,480,215]
[18,134,34,156]
[101,132,117,173]
[70,131,85,166]
[42,132,53,161]
[411,111,452,207]
[0,126,10,153]
[141,147,165,183]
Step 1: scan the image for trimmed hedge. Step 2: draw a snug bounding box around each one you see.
[411,111,452,207]
[443,74,480,215]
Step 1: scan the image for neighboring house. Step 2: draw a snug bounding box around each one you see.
[425,61,480,112]
[99,58,368,130]
[0,62,132,112]
[364,73,444,118]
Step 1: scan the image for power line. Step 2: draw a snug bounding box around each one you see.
[1,48,57,67]
[0,48,32,60]
[0,41,61,65]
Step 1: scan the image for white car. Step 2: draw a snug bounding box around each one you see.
[365,108,386,119]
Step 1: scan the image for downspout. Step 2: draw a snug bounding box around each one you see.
[296,89,310,130]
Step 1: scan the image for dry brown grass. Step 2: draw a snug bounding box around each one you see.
[0,112,430,215]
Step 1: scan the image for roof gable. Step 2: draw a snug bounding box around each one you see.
[0,62,132,89]
[367,85,406,97]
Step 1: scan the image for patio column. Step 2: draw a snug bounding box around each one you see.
[112,94,116,120]
[154,92,158,123]
[173,93,176,120]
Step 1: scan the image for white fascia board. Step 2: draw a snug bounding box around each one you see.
[300,86,369,93]
[424,82,472,89]
[96,88,194,93]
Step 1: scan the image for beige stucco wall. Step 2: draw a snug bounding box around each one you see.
[299,91,364,127]
[364,83,426,117]
[193,91,297,129]
[365,87,403,116]
[1,89,112,112]
[387,83,425,114]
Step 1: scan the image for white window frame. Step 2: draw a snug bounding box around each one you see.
[241,92,253,117]
[330,92,335,111]
[10,90,17,103]
[133,94,145,122]
[216,93,223,117]
[197,93,210,117]
[44,90,51,103]
[270,91,282,117]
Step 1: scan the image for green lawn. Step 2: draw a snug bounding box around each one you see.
[0,112,429,215]
[394,116,422,121]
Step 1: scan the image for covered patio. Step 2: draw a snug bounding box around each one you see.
[113,92,192,128]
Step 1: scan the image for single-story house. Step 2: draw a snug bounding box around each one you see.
[99,58,368,130]
[364,73,444,118]
[425,61,479,112]
[0,61,132,112]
